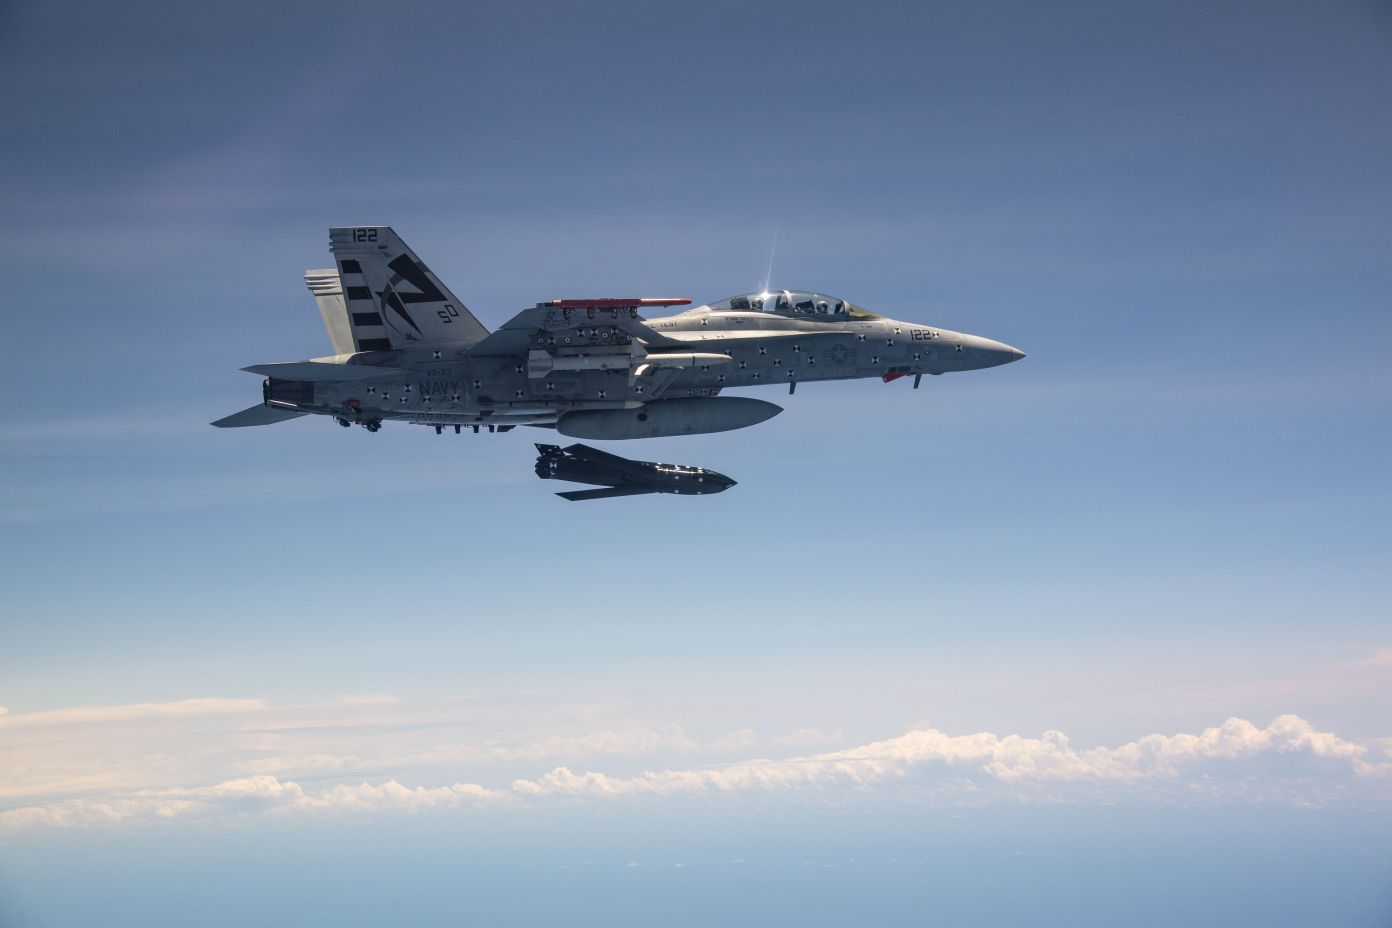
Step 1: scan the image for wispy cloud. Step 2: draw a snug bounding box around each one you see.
[338,694,403,706]
[0,695,707,803]
[0,697,267,728]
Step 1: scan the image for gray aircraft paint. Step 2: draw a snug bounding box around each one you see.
[214,227,1024,436]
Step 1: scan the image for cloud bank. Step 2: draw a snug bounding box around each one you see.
[3,713,1386,828]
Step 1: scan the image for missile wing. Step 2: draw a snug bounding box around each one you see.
[534,443,736,501]
[555,486,661,502]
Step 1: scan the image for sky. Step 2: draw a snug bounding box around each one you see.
[1,0,1390,925]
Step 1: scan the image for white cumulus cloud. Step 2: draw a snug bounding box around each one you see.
[2,714,1385,828]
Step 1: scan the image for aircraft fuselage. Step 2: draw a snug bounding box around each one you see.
[260,304,1023,435]
[214,228,1023,437]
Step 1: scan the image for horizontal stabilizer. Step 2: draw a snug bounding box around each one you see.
[242,361,409,382]
[556,486,656,502]
[211,404,308,428]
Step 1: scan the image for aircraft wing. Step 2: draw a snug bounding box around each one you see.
[464,307,549,357]
[556,485,656,502]
[468,303,688,357]
[242,361,410,382]
[660,328,854,346]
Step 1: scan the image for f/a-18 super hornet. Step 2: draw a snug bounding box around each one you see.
[213,227,1024,438]
[535,443,736,501]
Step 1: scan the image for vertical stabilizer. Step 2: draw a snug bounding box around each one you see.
[304,269,358,355]
[328,227,490,349]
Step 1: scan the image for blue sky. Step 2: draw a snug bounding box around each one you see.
[1,1,1390,925]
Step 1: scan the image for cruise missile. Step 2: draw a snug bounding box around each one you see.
[534,443,737,501]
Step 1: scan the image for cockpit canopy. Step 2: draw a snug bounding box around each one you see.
[704,290,882,320]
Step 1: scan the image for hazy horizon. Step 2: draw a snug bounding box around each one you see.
[2,1,1389,924]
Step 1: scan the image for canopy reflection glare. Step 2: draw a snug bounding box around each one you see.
[704,290,882,320]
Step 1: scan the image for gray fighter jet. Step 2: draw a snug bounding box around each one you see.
[535,443,736,501]
[213,227,1024,438]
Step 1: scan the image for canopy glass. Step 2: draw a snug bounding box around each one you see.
[704,290,881,320]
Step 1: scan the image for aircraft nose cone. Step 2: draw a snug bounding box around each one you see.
[962,335,1026,368]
